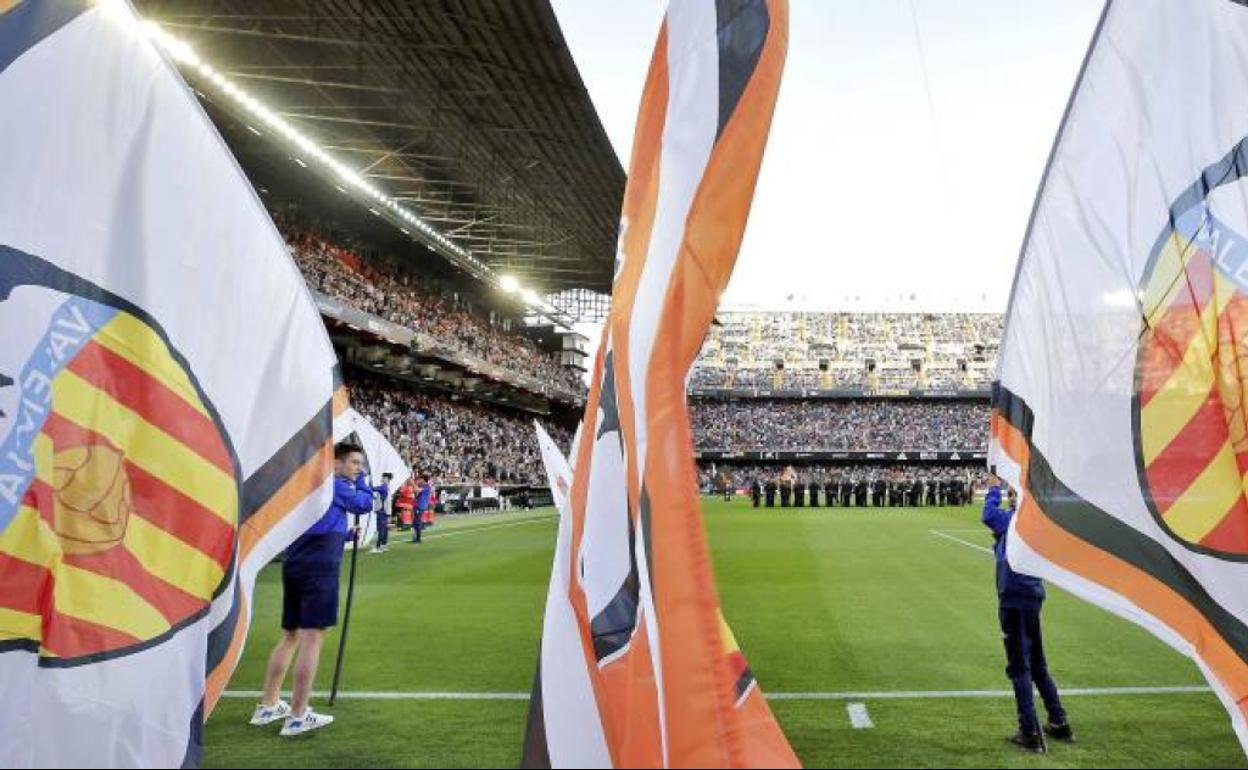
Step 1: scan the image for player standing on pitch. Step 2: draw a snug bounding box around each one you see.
[982,474,1074,753]
[249,442,374,736]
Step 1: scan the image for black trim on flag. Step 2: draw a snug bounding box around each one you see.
[714,0,770,140]
[991,382,1033,438]
[640,485,655,594]
[181,699,204,769]
[0,638,38,655]
[520,656,552,769]
[240,381,338,523]
[734,665,756,703]
[590,514,641,663]
[995,384,1248,665]
[595,352,624,452]
[0,0,90,75]
[211,539,237,602]
[205,578,242,675]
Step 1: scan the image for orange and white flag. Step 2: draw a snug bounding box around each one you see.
[993,0,1248,752]
[522,1,793,767]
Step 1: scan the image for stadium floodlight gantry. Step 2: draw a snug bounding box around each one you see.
[135,0,625,323]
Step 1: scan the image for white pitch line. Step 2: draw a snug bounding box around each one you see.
[846,702,874,729]
[221,685,1209,702]
[422,516,555,540]
[767,685,1209,700]
[223,690,529,701]
[929,529,994,555]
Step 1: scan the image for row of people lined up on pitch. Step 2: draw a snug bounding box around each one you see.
[733,474,975,508]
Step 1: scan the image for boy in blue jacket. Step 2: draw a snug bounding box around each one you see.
[250,442,375,737]
[370,472,393,553]
[982,474,1074,753]
[411,475,433,544]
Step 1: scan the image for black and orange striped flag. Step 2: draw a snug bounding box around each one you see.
[0,2,341,766]
[993,0,1248,753]
[523,1,794,767]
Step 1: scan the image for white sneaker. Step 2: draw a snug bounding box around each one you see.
[280,708,335,736]
[249,700,291,726]
[369,547,382,554]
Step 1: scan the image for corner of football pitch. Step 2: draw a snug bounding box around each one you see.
[205,502,1246,768]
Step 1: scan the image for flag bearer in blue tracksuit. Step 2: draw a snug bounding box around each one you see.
[982,475,1074,753]
[411,475,433,544]
[370,472,393,553]
[249,443,374,737]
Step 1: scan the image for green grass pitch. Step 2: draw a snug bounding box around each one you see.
[204,500,1248,768]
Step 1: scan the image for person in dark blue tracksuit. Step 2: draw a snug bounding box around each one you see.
[411,475,433,544]
[370,473,392,553]
[251,443,375,737]
[982,477,1074,753]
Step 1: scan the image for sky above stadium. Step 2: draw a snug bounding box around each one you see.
[551,0,1105,313]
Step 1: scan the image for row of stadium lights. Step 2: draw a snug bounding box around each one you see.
[142,21,558,319]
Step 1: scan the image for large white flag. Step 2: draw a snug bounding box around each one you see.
[534,421,573,518]
[993,0,1248,751]
[335,407,410,547]
[0,1,341,765]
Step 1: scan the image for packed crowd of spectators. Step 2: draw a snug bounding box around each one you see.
[690,399,989,451]
[698,463,987,506]
[279,216,585,395]
[694,311,1001,391]
[346,373,573,486]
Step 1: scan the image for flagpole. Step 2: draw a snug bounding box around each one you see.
[328,516,362,707]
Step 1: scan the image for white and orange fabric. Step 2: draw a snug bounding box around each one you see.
[992,0,1248,753]
[523,1,793,767]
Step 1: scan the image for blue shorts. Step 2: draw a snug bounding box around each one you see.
[281,571,340,630]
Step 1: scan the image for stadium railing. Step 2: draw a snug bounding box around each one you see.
[314,290,585,405]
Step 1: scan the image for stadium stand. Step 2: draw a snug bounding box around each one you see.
[690,311,1002,392]
[346,371,573,486]
[687,309,997,493]
[280,216,585,396]
[278,218,998,487]
[691,400,988,452]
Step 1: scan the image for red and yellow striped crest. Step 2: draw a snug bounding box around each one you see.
[1136,169,1248,558]
[0,289,239,662]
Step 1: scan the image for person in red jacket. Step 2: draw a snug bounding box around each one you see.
[394,476,416,531]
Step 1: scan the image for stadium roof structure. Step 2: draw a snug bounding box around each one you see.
[135,0,626,305]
